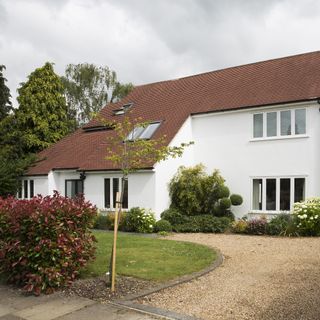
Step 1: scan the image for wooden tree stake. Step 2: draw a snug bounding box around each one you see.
[111,192,120,292]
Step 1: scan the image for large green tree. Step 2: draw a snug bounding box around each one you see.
[61,63,133,126]
[16,62,73,154]
[0,65,12,121]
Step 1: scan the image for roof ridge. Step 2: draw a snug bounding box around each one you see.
[135,50,320,86]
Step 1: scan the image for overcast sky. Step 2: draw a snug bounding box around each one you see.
[1,0,320,106]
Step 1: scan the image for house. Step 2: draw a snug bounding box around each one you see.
[21,51,320,219]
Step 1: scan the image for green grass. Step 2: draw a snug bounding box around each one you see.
[82,231,216,281]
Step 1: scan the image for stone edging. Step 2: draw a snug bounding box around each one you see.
[112,247,224,320]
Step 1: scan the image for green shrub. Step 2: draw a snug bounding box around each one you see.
[293,198,320,236]
[124,207,156,233]
[230,194,243,206]
[174,215,231,233]
[215,185,230,199]
[219,197,231,210]
[247,217,267,235]
[154,219,172,232]
[232,219,248,234]
[0,192,97,295]
[169,164,242,218]
[266,214,297,236]
[160,208,189,225]
[93,214,108,230]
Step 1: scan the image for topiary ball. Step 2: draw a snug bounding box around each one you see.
[219,197,232,210]
[230,194,243,206]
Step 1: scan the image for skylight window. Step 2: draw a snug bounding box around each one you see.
[127,122,161,140]
[113,103,133,115]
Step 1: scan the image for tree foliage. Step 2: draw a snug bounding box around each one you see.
[61,63,133,126]
[169,164,242,217]
[0,65,12,121]
[16,62,72,154]
[104,114,193,178]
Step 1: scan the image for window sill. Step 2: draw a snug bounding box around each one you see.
[248,210,290,215]
[250,134,309,142]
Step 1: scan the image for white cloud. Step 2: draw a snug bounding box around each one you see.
[1,0,320,106]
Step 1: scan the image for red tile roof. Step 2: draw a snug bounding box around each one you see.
[27,51,320,175]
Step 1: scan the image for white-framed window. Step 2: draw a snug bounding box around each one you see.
[251,177,305,212]
[252,108,306,139]
[104,178,128,209]
[127,122,161,140]
[18,179,34,199]
[65,179,83,198]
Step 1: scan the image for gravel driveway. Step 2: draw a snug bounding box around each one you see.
[142,234,320,320]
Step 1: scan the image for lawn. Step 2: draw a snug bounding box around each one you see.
[82,231,216,281]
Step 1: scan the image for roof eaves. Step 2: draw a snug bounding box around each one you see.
[190,97,320,117]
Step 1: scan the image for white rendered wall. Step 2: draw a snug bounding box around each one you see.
[84,171,155,211]
[34,176,48,196]
[154,116,195,218]
[192,102,320,217]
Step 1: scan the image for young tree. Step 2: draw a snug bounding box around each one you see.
[61,63,133,126]
[103,112,193,291]
[16,62,73,154]
[0,65,12,121]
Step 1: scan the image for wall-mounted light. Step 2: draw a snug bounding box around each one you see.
[80,171,86,180]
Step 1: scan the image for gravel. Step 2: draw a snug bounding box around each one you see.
[62,275,154,303]
[139,234,320,320]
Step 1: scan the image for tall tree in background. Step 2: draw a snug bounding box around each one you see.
[0,65,12,121]
[0,66,33,197]
[16,62,73,154]
[61,63,133,126]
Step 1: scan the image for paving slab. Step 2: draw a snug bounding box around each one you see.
[54,303,160,320]
[0,306,15,318]
[12,297,95,320]
[0,315,24,320]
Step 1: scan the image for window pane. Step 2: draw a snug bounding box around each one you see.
[127,126,144,140]
[104,179,111,208]
[24,180,28,198]
[294,178,305,203]
[66,181,73,198]
[76,180,83,195]
[280,111,291,136]
[295,109,306,134]
[267,112,277,137]
[113,178,119,208]
[266,179,276,210]
[139,122,161,139]
[122,179,128,209]
[252,179,263,210]
[30,180,34,198]
[280,179,290,210]
[66,180,83,198]
[18,181,22,198]
[253,114,263,138]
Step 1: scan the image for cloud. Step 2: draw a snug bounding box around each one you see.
[1,0,320,106]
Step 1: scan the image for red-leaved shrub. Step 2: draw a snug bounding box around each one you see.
[0,191,97,295]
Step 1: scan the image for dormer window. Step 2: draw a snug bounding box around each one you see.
[113,103,133,115]
[127,122,161,140]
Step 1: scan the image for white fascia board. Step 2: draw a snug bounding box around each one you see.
[192,100,318,119]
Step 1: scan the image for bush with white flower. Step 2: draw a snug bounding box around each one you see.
[293,198,320,236]
[124,207,156,233]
